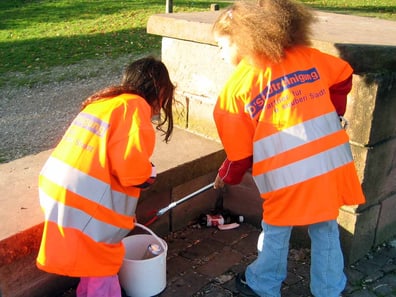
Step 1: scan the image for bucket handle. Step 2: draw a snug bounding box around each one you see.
[134,223,167,252]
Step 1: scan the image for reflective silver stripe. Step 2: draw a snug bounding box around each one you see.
[41,156,138,217]
[254,112,341,162]
[253,142,353,194]
[39,190,130,243]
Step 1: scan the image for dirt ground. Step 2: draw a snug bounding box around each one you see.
[0,54,148,163]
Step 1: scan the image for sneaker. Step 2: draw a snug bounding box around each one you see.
[235,272,260,297]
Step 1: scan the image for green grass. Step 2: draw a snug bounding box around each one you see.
[0,0,395,88]
[301,0,396,19]
[0,0,233,87]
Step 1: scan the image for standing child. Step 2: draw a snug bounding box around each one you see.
[36,56,175,297]
[211,1,365,296]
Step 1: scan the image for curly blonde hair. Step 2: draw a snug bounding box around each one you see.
[213,0,315,63]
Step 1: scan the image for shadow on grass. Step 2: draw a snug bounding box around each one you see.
[0,0,233,81]
[0,27,162,75]
[0,1,165,29]
[0,0,226,30]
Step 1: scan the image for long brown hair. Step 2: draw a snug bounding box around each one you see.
[81,56,175,142]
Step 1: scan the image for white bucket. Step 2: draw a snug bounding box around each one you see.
[119,223,168,297]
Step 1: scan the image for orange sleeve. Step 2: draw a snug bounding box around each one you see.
[214,112,255,161]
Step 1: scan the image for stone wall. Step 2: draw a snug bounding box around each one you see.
[147,10,396,263]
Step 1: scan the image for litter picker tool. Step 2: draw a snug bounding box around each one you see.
[157,182,215,216]
[144,182,215,226]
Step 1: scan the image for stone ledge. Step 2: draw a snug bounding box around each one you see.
[147,10,396,73]
[147,10,396,47]
[147,11,218,45]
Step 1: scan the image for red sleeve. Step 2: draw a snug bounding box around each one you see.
[218,156,253,185]
[329,75,352,116]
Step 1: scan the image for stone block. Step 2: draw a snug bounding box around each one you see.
[0,252,78,297]
[352,138,396,209]
[222,172,262,228]
[171,92,220,140]
[232,229,261,255]
[196,248,243,277]
[172,95,188,129]
[166,255,194,281]
[147,12,219,46]
[209,223,257,247]
[161,37,234,101]
[338,205,380,264]
[160,37,233,138]
[0,224,42,267]
[149,128,225,192]
[171,172,218,232]
[349,144,367,189]
[346,74,396,146]
[336,44,396,74]
[136,189,171,237]
[376,194,396,245]
[180,237,224,260]
[186,94,219,140]
[161,270,208,297]
[0,150,50,241]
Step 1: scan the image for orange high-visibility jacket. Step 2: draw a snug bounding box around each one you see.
[37,93,155,277]
[214,46,365,226]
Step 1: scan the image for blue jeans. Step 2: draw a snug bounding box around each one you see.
[245,220,346,297]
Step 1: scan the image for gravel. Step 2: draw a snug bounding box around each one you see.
[0,54,147,163]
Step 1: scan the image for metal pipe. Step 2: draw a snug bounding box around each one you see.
[156,182,215,216]
[166,0,173,13]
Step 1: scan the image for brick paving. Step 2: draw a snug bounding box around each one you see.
[158,222,396,297]
[60,222,396,297]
